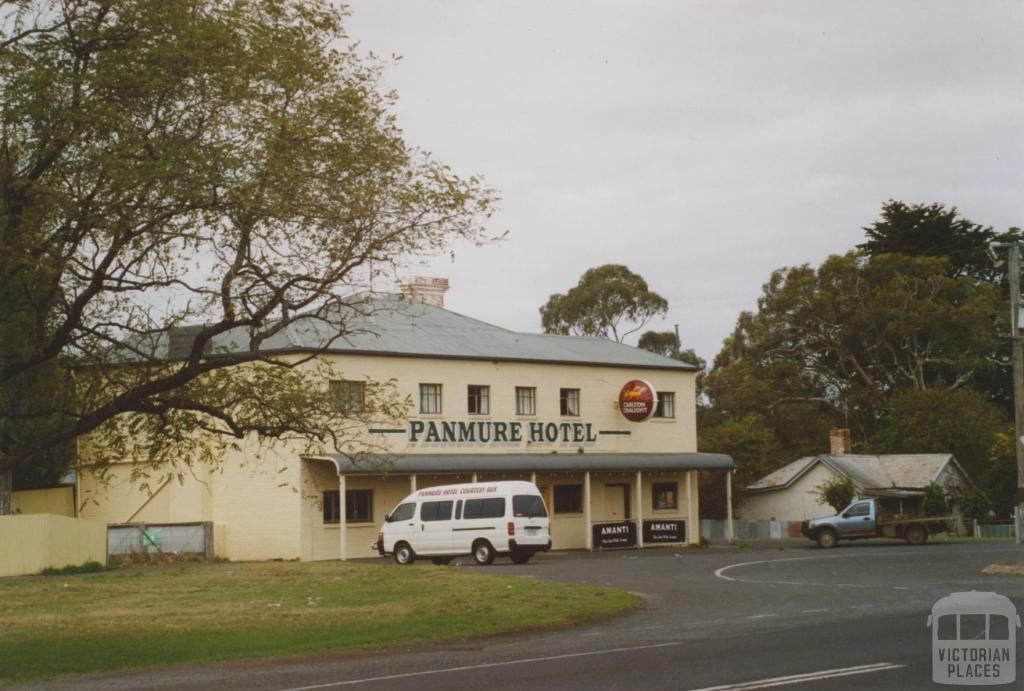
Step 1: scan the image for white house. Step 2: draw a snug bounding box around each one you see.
[738,429,974,522]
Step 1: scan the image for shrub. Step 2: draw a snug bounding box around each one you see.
[40,561,107,576]
[923,482,949,516]
[958,488,993,523]
[815,476,856,512]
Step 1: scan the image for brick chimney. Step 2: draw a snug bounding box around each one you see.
[829,428,852,455]
[400,276,449,307]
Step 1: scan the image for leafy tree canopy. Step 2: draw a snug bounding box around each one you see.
[869,387,1006,489]
[815,475,856,513]
[637,330,706,370]
[540,265,667,342]
[858,200,1021,282]
[0,0,497,500]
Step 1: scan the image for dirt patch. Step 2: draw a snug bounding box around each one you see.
[982,563,1024,576]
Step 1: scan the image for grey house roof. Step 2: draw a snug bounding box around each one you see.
[313,452,733,475]
[744,453,973,496]
[152,294,696,371]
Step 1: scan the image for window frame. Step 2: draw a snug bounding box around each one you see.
[553,484,583,514]
[467,384,490,415]
[652,482,679,510]
[329,379,366,413]
[322,489,374,524]
[419,383,443,414]
[653,391,675,419]
[515,386,537,416]
[559,388,580,417]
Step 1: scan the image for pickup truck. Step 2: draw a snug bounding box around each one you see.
[800,497,951,548]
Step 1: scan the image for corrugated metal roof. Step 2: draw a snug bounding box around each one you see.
[149,294,696,371]
[744,453,964,494]
[314,452,733,474]
[744,457,818,491]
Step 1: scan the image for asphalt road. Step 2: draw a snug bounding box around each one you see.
[18,540,1024,690]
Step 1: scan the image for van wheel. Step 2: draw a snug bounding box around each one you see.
[510,553,532,565]
[906,526,928,545]
[394,542,415,565]
[472,540,495,565]
[815,528,838,549]
[431,557,452,565]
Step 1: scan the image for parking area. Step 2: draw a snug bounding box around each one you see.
[19,541,1024,691]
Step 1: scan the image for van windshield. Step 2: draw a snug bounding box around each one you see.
[388,502,415,522]
[513,495,547,518]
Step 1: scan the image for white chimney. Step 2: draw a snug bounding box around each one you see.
[400,276,449,307]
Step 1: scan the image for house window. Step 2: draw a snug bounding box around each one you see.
[553,484,583,514]
[653,482,678,510]
[468,385,490,415]
[419,383,442,414]
[515,386,536,415]
[653,392,675,418]
[323,489,373,524]
[329,380,365,413]
[560,388,580,416]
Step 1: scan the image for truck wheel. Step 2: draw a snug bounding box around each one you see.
[431,557,452,565]
[393,542,415,565]
[510,552,532,565]
[472,540,495,565]
[815,528,838,549]
[906,526,928,545]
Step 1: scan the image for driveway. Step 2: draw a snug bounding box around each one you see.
[18,541,1024,690]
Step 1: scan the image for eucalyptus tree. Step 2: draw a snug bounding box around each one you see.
[540,264,667,342]
[0,0,497,509]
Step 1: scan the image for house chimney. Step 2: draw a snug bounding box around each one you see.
[400,276,449,307]
[829,428,852,455]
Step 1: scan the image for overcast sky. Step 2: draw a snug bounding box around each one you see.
[345,1,1023,362]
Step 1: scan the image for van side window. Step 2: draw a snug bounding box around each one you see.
[389,502,415,522]
[421,500,454,521]
[463,498,505,520]
[455,500,463,520]
[513,495,547,518]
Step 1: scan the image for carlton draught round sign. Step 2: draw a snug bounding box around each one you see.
[618,379,658,422]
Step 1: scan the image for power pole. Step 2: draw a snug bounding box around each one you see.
[994,242,1024,544]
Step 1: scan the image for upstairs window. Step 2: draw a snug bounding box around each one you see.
[329,380,365,413]
[468,385,490,415]
[653,391,675,418]
[419,383,442,414]
[515,386,536,416]
[560,388,580,416]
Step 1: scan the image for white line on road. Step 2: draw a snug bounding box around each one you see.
[686,662,906,690]
[275,641,683,691]
[799,609,829,614]
[712,547,1024,590]
[746,613,778,619]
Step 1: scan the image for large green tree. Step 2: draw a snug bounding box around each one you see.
[0,0,496,511]
[540,265,667,342]
[702,251,1000,476]
[858,200,1021,282]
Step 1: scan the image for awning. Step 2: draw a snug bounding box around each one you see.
[309,452,734,475]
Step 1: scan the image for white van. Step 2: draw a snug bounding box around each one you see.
[374,481,551,565]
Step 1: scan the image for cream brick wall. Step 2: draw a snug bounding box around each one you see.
[79,352,700,560]
[737,462,839,521]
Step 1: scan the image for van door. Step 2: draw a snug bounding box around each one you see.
[418,500,455,554]
[457,497,507,553]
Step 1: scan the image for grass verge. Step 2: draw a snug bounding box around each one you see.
[0,560,640,686]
